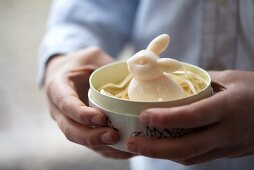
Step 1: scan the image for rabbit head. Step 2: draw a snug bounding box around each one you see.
[127,50,161,80]
[127,51,182,81]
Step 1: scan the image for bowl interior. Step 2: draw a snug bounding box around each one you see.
[89,61,212,115]
[91,61,129,90]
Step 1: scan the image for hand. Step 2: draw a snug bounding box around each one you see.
[44,47,135,159]
[126,70,254,164]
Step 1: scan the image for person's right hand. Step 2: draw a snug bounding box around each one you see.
[44,47,135,159]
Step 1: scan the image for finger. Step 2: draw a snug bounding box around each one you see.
[91,146,135,154]
[67,65,96,104]
[91,146,136,159]
[208,70,245,87]
[126,124,222,160]
[140,91,229,129]
[90,146,122,152]
[211,81,227,93]
[209,71,228,92]
[208,71,222,81]
[47,76,106,126]
[100,151,136,159]
[179,148,225,165]
[50,102,119,146]
[209,70,231,83]
[67,65,96,81]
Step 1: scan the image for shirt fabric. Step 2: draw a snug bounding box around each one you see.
[39,0,254,169]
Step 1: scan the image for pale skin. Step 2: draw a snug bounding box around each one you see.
[44,47,135,159]
[44,47,254,164]
[127,70,254,165]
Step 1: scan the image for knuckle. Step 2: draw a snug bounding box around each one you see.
[155,113,167,123]
[84,133,100,147]
[75,108,87,123]
[88,46,103,55]
[62,125,73,142]
[219,70,235,83]
[58,96,88,124]
[150,112,167,126]
[59,119,78,144]
[85,135,94,147]
[77,136,89,146]
[221,70,234,77]
[58,96,75,114]
[184,106,195,118]
[58,96,68,113]
[183,106,202,125]
[75,47,103,63]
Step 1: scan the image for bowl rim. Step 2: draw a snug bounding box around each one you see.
[89,60,212,104]
[88,90,141,117]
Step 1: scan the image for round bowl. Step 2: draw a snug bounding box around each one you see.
[88,61,212,152]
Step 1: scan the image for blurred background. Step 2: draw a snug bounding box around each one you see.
[0,0,130,169]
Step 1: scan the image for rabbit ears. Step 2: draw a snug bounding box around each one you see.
[147,34,170,55]
[147,34,182,73]
[156,58,183,73]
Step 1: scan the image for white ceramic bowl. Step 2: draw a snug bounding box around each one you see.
[89,61,212,152]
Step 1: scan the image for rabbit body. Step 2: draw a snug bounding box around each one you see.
[128,74,186,101]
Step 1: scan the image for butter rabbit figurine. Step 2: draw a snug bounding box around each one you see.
[127,34,186,101]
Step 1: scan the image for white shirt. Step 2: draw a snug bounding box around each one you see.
[39,0,254,169]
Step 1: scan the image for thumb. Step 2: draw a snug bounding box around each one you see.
[71,47,114,67]
[208,71,227,93]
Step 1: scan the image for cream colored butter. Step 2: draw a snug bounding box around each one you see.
[98,34,208,102]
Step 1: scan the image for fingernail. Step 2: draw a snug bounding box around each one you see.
[126,141,139,153]
[140,111,150,125]
[91,115,102,125]
[101,132,113,144]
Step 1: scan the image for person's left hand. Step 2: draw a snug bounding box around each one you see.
[126,70,254,165]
